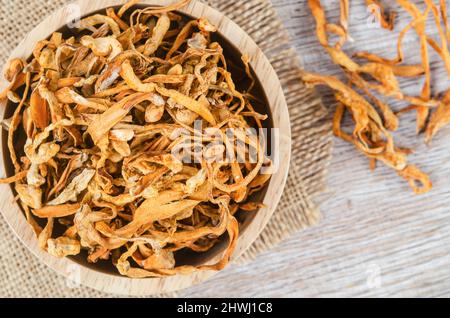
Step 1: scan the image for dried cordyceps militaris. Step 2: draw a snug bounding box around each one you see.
[303,0,450,194]
[366,0,397,31]
[0,0,272,277]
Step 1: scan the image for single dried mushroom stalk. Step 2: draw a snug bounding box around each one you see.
[0,0,271,278]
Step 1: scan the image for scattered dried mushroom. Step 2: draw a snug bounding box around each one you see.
[0,0,272,277]
[303,0,450,194]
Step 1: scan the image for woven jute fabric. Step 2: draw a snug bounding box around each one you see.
[0,0,332,297]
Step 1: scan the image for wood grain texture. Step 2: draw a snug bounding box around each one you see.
[179,0,450,298]
[0,0,290,296]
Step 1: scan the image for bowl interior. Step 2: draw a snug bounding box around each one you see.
[1,5,275,276]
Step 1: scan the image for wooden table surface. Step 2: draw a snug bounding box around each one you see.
[181,0,450,298]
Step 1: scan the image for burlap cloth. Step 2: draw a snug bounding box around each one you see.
[0,0,332,297]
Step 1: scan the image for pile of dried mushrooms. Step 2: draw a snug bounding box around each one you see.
[0,0,272,277]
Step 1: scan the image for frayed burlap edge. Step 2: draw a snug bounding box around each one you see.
[0,0,332,297]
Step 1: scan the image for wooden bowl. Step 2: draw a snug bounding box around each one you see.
[0,0,291,295]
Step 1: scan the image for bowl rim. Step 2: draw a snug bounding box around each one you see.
[0,0,291,296]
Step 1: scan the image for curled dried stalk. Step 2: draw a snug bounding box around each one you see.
[424,0,450,77]
[0,0,272,277]
[366,0,397,31]
[396,0,432,132]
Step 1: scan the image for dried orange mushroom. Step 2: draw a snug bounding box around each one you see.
[304,0,450,194]
[366,0,397,31]
[0,0,272,277]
